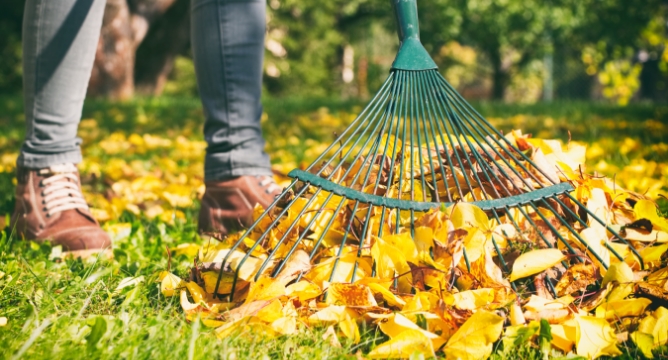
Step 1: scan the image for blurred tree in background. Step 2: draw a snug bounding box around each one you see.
[0,0,666,104]
[0,0,24,94]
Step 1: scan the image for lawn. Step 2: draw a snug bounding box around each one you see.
[0,96,667,359]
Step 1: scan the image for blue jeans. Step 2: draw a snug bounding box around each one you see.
[17,0,273,182]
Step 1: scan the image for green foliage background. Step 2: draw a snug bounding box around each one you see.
[1,0,666,102]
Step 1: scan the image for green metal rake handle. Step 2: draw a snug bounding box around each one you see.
[393,0,421,40]
[390,0,438,71]
[288,169,574,211]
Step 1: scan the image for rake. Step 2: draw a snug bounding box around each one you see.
[206,0,645,300]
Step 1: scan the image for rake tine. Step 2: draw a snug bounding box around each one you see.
[254,187,326,280]
[422,72,464,201]
[328,200,363,284]
[437,82,491,201]
[305,74,395,174]
[425,72,479,200]
[226,184,311,299]
[525,201,582,267]
[415,72,441,203]
[418,71,452,203]
[269,191,340,279]
[396,71,411,230]
[436,77,557,186]
[560,194,643,268]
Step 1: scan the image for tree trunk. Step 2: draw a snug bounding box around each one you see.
[639,58,664,101]
[88,0,179,99]
[134,0,190,95]
[489,47,508,101]
[88,0,135,99]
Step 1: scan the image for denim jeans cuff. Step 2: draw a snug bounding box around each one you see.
[204,166,273,182]
[16,150,82,169]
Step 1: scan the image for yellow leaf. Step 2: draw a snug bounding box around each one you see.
[308,305,358,324]
[306,251,372,289]
[652,307,668,346]
[509,303,526,325]
[366,282,406,308]
[371,236,412,293]
[414,226,434,255]
[199,248,265,281]
[200,270,249,295]
[635,200,668,232]
[631,331,654,358]
[443,311,504,360]
[322,326,342,348]
[606,283,635,302]
[574,315,621,358]
[377,313,444,343]
[550,324,575,353]
[275,249,311,285]
[368,329,435,359]
[508,249,565,281]
[595,298,652,320]
[271,316,297,335]
[381,232,419,264]
[622,228,668,243]
[578,226,611,270]
[201,319,225,328]
[226,300,275,322]
[255,299,284,323]
[184,281,206,304]
[523,295,572,312]
[159,271,184,297]
[162,183,194,207]
[647,268,668,288]
[470,250,511,289]
[170,243,200,257]
[285,281,322,302]
[244,277,286,304]
[449,202,490,230]
[601,262,634,287]
[180,289,199,314]
[214,317,276,339]
[338,317,360,344]
[446,288,495,311]
[402,291,440,313]
[326,283,377,307]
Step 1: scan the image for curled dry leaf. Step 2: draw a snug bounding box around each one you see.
[508,248,566,281]
[554,263,599,296]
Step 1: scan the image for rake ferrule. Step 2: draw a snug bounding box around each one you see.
[391,0,437,71]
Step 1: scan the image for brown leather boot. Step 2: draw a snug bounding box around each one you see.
[198,175,282,236]
[10,164,112,259]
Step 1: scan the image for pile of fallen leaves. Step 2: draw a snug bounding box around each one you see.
[159,129,668,359]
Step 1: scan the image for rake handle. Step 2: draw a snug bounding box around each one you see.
[392,0,421,41]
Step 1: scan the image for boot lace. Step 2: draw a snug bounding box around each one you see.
[255,175,282,194]
[39,163,89,217]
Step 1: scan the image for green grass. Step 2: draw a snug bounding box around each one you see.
[0,96,667,359]
[0,217,374,359]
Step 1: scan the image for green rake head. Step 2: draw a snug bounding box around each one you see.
[207,0,644,300]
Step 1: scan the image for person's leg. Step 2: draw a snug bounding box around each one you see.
[18,0,106,168]
[191,0,272,181]
[192,0,281,235]
[12,0,111,257]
